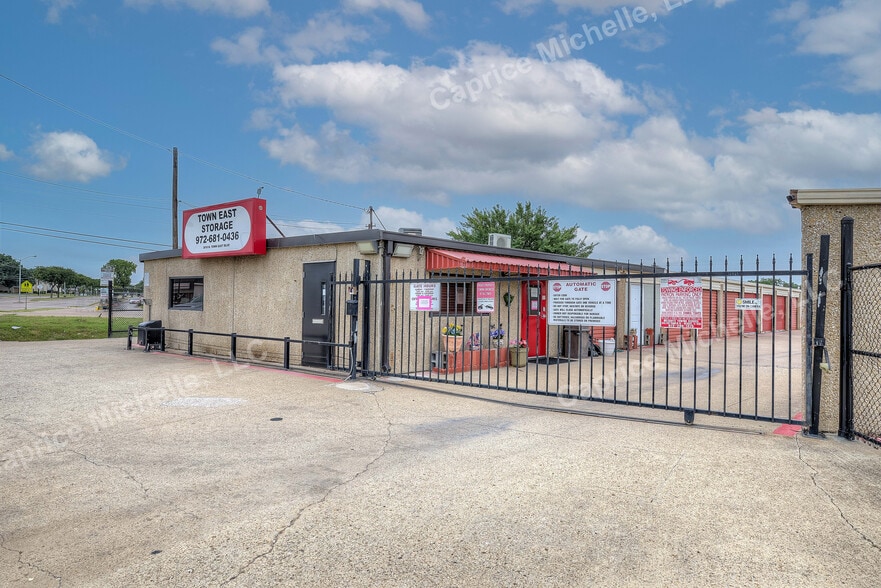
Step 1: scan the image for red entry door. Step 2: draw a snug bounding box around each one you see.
[521,281,547,357]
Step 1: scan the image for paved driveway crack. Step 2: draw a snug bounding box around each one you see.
[0,531,63,587]
[220,391,393,586]
[68,449,149,498]
[796,436,880,553]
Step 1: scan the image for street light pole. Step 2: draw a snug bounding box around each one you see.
[18,255,36,303]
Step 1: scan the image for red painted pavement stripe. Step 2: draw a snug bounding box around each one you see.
[773,412,803,437]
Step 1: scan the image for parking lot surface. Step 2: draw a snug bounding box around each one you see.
[2,339,880,587]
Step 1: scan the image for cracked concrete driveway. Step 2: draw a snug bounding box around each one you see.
[2,339,880,587]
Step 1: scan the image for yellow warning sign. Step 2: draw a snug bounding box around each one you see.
[20,280,33,294]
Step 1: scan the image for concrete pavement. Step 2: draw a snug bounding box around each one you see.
[1,339,880,587]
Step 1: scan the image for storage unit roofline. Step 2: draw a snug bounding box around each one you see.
[138,228,658,274]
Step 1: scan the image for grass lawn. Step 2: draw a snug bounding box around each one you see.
[0,314,139,341]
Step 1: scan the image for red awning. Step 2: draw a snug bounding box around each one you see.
[425,248,593,276]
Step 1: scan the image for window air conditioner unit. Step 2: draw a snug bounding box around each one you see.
[488,233,512,248]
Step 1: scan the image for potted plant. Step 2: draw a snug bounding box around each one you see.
[489,324,506,348]
[442,323,464,352]
[467,332,482,350]
[508,338,528,367]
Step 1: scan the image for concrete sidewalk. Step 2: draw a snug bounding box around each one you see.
[1,339,879,587]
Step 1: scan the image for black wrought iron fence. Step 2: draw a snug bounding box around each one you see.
[349,256,806,424]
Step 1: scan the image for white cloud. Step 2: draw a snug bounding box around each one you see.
[0,144,13,160]
[283,12,371,63]
[771,1,810,23]
[42,0,76,24]
[792,0,881,92]
[253,44,881,235]
[343,0,430,30]
[28,131,123,182]
[498,0,728,15]
[578,225,687,262]
[212,14,370,66]
[362,206,456,237]
[124,0,270,18]
[211,27,276,65]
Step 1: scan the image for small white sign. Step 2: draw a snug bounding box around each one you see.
[184,205,252,256]
[735,297,763,311]
[547,279,616,326]
[410,282,440,312]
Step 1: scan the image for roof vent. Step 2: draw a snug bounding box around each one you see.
[488,233,512,248]
[399,227,422,236]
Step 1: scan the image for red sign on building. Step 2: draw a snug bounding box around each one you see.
[182,198,267,259]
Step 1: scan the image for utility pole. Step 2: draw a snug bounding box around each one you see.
[367,206,374,230]
[172,147,179,249]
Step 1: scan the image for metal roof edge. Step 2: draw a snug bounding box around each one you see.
[788,188,881,208]
[138,228,658,272]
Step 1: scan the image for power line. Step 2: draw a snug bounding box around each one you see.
[1,72,368,214]
[0,227,158,251]
[0,73,171,152]
[179,153,367,211]
[0,170,168,209]
[0,221,170,248]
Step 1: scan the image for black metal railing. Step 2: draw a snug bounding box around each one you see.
[351,255,806,424]
[127,325,356,376]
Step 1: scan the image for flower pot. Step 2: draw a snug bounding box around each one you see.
[444,335,463,352]
[508,346,528,367]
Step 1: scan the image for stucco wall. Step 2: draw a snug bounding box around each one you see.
[144,243,372,362]
[799,204,881,433]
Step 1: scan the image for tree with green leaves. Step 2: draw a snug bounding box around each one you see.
[33,266,77,297]
[447,202,597,257]
[104,259,137,289]
[0,253,23,289]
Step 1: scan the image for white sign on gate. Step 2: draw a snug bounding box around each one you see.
[409,282,440,311]
[547,279,616,326]
[735,297,763,311]
[660,278,703,329]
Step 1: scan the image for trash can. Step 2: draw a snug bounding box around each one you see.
[137,320,162,347]
[601,339,616,356]
[562,327,582,358]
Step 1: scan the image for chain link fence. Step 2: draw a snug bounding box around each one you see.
[849,265,881,446]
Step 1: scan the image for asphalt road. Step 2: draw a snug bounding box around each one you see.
[2,339,880,587]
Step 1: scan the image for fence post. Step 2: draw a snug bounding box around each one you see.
[349,260,360,380]
[804,254,814,435]
[283,337,290,370]
[187,329,194,356]
[230,333,237,362]
[839,217,854,439]
[809,235,830,436]
[361,260,371,376]
[127,325,133,350]
[107,280,113,338]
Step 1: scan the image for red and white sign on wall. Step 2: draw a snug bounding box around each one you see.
[476,282,495,313]
[660,278,703,329]
[182,198,267,259]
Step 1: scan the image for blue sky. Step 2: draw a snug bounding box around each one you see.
[1,0,880,279]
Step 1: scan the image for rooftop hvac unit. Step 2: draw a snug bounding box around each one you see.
[488,233,512,248]
[399,227,423,236]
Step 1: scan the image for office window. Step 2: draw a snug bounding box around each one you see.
[169,277,204,310]
[439,282,475,315]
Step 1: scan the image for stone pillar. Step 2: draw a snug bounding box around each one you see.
[789,188,881,434]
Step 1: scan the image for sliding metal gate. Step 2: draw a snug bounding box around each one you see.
[337,256,807,424]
